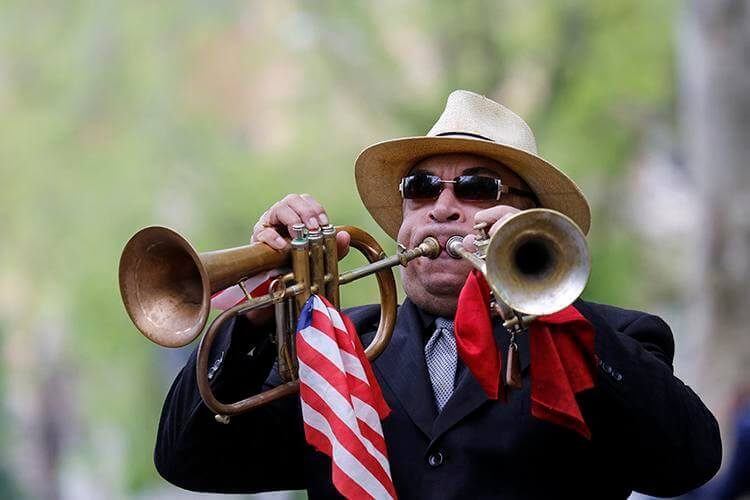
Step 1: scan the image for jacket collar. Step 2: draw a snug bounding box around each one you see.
[372,299,531,440]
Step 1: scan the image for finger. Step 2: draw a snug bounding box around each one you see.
[251,217,273,243]
[489,212,517,237]
[269,203,306,233]
[258,209,272,227]
[283,194,325,230]
[254,227,288,250]
[335,230,350,259]
[474,205,520,225]
[300,194,329,226]
[462,233,478,253]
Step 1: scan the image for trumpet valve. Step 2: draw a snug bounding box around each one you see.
[472,222,491,257]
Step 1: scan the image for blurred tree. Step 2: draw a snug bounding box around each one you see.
[680,0,750,445]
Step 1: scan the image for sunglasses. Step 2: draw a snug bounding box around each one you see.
[398,173,535,202]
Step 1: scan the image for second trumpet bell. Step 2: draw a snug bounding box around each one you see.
[485,208,590,317]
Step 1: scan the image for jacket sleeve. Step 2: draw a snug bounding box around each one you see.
[578,301,722,497]
[153,314,306,494]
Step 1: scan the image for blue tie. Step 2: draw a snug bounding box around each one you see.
[425,318,457,411]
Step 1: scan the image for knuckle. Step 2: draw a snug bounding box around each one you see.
[286,193,304,204]
[301,193,322,207]
[256,227,276,242]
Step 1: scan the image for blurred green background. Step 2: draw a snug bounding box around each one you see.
[2,1,748,498]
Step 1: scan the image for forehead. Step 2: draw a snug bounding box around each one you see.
[408,153,519,181]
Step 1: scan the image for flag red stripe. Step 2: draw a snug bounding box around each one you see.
[356,414,389,458]
[311,308,358,357]
[302,423,375,500]
[301,382,396,498]
[297,336,388,458]
[297,334,354,402]
[297,337,387,448]
[310,307,387,418]
[343,313,390,418]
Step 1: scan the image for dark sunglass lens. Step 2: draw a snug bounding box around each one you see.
[402,174,442,199]
[455,176,498,200]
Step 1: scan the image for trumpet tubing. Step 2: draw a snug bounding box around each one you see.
[119,222,440,419]
[119,209,587,419]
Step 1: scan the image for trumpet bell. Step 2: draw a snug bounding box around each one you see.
[485,209,590,316]
[119,226,210,348]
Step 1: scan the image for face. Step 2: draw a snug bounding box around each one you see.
[397,153,533,316]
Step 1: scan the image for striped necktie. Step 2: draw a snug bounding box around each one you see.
[424,317,457,411]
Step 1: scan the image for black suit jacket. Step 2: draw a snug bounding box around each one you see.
[154,299,721,499]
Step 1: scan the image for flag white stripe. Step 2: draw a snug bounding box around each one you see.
[351,395,387,448]
[299,360,389,470]
[301,399,393,499]
[210,284,247,310]
[299,359,387,446]
[325,305,348,332]
[310,298,348,331]
[210,269,280,310]
[300,325,368,383]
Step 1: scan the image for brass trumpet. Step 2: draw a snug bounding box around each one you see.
[446,208,590,333]
[119,223,440,422]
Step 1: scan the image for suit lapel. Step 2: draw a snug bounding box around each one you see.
[373,300,532,441]
[373,299,436,438]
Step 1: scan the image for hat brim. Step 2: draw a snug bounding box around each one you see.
[355,136,591,240]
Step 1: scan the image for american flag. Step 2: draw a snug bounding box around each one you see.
[296,295,397,500]
[210,270,280,310]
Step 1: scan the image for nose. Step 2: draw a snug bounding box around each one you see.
[428,185,462,223]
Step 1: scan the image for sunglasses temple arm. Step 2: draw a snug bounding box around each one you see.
[498,183,535,200]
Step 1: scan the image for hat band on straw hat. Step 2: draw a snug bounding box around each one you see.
[435,131,494,141]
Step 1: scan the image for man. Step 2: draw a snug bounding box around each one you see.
[154,90,721,499]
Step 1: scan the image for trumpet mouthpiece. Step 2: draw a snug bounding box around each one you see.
[446,235,465,259]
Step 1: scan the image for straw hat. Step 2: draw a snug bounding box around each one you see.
[355,90,591,240]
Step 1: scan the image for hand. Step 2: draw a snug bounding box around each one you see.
[461,205,521,322]
[250,193,350,257]
[461,205,522,252]
[245,194,350,327]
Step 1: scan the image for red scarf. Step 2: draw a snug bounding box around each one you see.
[454,270,596,439]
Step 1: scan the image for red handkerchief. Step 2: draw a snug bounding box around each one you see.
[454,272,597,439]
[454,270,503,400]
[530,306,596,439]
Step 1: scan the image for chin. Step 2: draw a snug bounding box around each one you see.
[403,275,464,317]
[409,293,458,317]
[423,277,464,296]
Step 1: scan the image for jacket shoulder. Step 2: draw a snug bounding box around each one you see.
[343,303,381,334]
[578,299,675,365]
[578,299,663,331]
